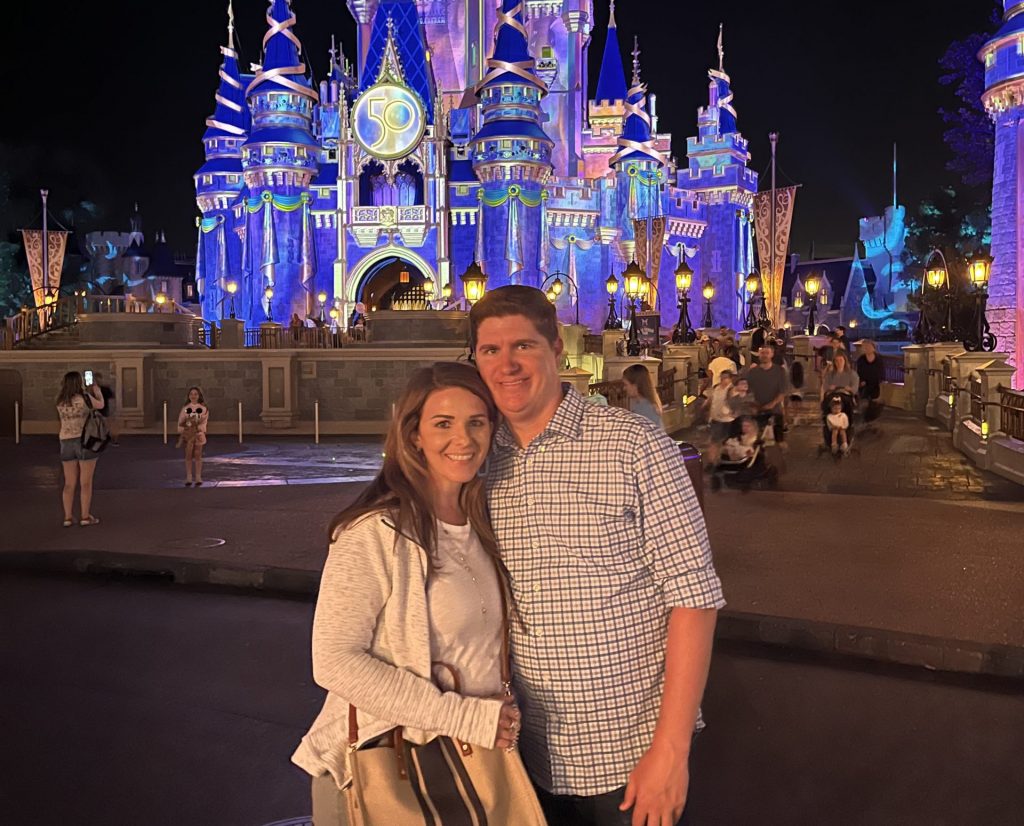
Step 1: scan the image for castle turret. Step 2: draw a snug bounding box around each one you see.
[609,39,667,299]
[469,0,553,287]
[195,2,248,321]
[980,1,1024,380]
[594,0,627,106]
[241,0,320,322]
[685,27,757,328]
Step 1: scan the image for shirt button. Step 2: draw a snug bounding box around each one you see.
[533,582,541,593]
[534,628,544,638]
[527,497,535,506]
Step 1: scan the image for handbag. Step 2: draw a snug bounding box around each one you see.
[80,395,111,453]
[342,571,547,826]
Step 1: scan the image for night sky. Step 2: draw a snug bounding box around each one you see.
[2,0,1000,261]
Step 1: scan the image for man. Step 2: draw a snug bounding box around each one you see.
[471,286,723,826]
[741,343,789,445]
[92,372,118,446]
[834,325,852,355]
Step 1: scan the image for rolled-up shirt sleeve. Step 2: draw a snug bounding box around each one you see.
[633,426,726,610]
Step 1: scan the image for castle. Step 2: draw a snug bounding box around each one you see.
[194,0,756,332]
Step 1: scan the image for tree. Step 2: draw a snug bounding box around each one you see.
[937,4,1001,193]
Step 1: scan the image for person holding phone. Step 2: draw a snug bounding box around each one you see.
[176,387,209,486]
[56,371,104,526]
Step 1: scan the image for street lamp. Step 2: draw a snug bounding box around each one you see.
[441,280,453,303]
[225,280,238,319]
[317,290,328,323]
[672,258,695,343]
[542,271,580,325]
[965,250,996,352]
[264,285,274,322]
[804,272,821,335]
[155,292,167,312]
[623,260,645,356]
[701,280,715,329]
[744,271,760,329]
[604,273,621,330]
[460,261,487,305]
[922,250,957,342]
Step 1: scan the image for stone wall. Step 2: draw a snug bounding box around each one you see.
[988,111,1022,382]
[0,347,463,435]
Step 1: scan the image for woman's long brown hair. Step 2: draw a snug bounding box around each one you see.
[56,372,85,407]
[623,363,663,412]
[328,362,501,569]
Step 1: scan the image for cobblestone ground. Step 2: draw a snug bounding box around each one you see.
[676,403,1024,503]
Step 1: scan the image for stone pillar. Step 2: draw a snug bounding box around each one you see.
[559,366,592,397]
[602,328,625,361]
[261,354,298,427]
[560,323,587,369]
[219,318,245,349]
[113,355,153,429]
[603,355,660,384]
[662,345,694,402]
[977,359,1016,435]
[664,343,703,397]
[950,351,1010,424]
[259,321,283,350]
[901,344,928,413]
[923,343,964,418]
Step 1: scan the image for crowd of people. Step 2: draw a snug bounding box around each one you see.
[698,324,888,473]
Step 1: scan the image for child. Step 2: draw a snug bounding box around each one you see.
[827,397,850,455]
[722,416,760,462]
[706,370,736,469]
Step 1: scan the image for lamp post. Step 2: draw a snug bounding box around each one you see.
[672,259,695,343]
[922,250,958,343]
[155,291,167,313]
[965,250,996,351]
[225,280,238,319]
[755,271,772,329]
[264,286,274,322]
[317,290,328,323]
[604,273,621,330]
[623,260,645,357]
[542,271,580,325]
[460,261,487,306]
[441,280,453,306]
[743,272,759,329]
[701,280,715,329]
[803,272,821,335]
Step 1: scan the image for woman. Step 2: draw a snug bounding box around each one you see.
[821,350,860,399]
[856,339,885,403]
[176,387,209,486]
[622,363,664,429]
[292,362,524,824]
[56,371,104,527]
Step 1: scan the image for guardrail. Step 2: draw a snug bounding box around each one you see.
[879,354,905,384]
[657,367,677,407]
[998,384,1024,441]
[589,379,627,408]
[244,326,345,349]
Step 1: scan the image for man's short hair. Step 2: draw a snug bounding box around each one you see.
[469,285,559,348]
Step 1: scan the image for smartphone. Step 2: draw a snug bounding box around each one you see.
[84,370,94,386]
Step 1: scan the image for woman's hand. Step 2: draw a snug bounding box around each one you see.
[493,695,521,750]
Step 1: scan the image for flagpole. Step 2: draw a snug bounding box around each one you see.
[769,133,777,326]
[41,189,49,297]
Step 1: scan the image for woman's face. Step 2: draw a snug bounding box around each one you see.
[188,389,200,404]
[414,387,492,491]
[622,378,639,398]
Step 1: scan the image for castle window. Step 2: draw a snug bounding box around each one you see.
[542,46,554,59]
[328,150,337,161]
[263,145,273,155]
[986,51,995,68]
[203,175,212,185]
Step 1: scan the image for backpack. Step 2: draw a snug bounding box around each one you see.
[81,395,111,453]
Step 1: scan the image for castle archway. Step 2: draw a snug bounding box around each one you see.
[347,246,438,311]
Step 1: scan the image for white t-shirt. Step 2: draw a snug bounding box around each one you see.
[426,521,504,697]
[827,412,849,431]
[708,356,738,388]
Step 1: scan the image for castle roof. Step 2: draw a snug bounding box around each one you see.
[203,39,248,139]
[196,156,244,175]
[147,233,177,278]
[474,0,545,94]
[610,38,663,167]
[360,1,434,122]
[595,1,627,103]
[246,0,318,102]
[473,118,551,142]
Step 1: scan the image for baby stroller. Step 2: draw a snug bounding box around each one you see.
[819,389,857,456]
[710,421,779,492]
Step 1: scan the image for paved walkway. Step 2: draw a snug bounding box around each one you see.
[2,410,1022,677]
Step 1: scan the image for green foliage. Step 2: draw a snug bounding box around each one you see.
[905,186,991,286]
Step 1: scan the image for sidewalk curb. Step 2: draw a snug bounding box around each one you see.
[4,549,1023,681]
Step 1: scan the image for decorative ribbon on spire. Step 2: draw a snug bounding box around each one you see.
[475,0,545,93]
[247,0,318,101]
[610,37,663,166]
[205,0,246,136]
[708,25,737,134]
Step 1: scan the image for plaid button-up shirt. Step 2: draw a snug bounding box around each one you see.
[487,387,725,796]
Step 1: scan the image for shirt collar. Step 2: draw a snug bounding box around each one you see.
[495,385,587,450]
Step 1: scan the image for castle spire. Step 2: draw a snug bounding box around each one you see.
[595,0,627,103]
[717,22,724,73]
[204,1,247,138]
[475,0,546,94]
[610,36,662,167]
[707,27,737,135]
[247,0,318,101]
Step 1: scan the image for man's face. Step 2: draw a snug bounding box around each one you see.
[758,346,773,366]
[474,314,564,425]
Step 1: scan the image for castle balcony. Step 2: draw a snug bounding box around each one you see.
[349,204,429,248]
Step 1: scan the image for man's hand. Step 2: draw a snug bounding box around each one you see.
[619,740,689,826]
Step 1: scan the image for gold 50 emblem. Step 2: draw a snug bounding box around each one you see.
[352,84,425,160]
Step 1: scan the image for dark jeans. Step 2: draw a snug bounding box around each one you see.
[535,783,690,826]
[755,411,785,443]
